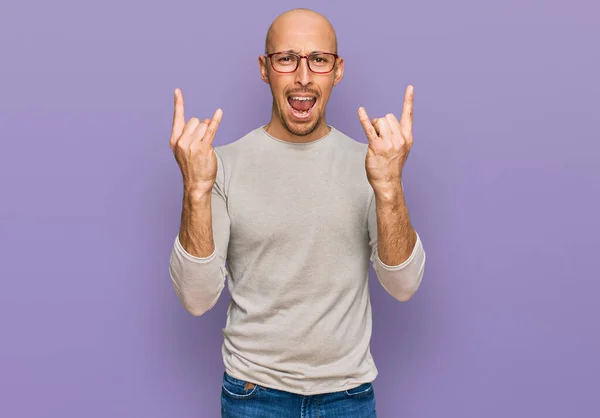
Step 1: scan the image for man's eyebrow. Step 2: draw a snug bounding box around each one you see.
[279,49,329,54]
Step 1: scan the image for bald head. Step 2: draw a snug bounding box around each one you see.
[265,8,338,54]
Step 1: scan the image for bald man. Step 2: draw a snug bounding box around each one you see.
[168,8,426,418]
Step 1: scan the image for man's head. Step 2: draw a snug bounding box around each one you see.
[259,8,344,140]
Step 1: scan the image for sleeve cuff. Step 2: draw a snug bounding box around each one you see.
[174,234,217,263]
[375,231,423,271]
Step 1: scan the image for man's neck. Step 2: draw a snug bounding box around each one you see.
[264,115,331,144]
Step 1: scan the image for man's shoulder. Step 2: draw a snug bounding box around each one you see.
[330,126,368,154]
[213,127,263,161]
[215,127,261,150]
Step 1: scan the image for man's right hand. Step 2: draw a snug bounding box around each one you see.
[170,88,223,196]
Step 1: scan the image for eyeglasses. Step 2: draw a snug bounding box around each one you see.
[266,51,339,74]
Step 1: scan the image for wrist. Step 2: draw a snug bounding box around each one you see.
[373,182,404,204]
[183,187,212,204]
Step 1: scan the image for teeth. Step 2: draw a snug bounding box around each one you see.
[291,96,315,101]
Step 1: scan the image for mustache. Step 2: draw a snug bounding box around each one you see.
[286,89,319,98]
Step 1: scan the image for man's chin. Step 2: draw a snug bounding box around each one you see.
[282,116,321,137]
[287,125,317,137]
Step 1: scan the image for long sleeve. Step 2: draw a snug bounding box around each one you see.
[367,191,426,302]
[168,150,231,316]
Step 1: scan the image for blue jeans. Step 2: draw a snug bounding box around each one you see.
[221,372,377,417]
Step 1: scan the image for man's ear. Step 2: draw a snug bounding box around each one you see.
[258,55,270,84]
[333,57,344,86]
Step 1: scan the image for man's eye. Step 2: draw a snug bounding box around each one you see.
[278,55,295,62]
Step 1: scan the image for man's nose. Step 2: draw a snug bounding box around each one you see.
[295,58,312,86]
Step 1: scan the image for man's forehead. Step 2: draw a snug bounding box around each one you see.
[269,29,336,53]
[272,45,335,54]
[266,9,337,54]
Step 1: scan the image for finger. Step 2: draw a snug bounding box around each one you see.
[400,85,414,137]
[192,120,209,142]
[376,117,392,140]
[171,88,186,141]
[178,117,201,148]
[358,107,378,142]
[371,118,381,136]
[384,113,400,136]
[372,120,381,136]
[193,118,211,140]
[202,108,223,145]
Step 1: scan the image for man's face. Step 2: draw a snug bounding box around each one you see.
[259,13,344,137]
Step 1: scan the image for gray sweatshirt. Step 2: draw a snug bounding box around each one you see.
[169,126,426,395]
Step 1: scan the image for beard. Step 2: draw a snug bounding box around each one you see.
[276,101,322,137]
[280,113,320,136]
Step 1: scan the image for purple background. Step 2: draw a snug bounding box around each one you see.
[1,0,598,417]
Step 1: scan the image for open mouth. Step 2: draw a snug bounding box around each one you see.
[287,95,317,119]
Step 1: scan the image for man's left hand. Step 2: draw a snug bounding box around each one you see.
[358,85,414,194]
